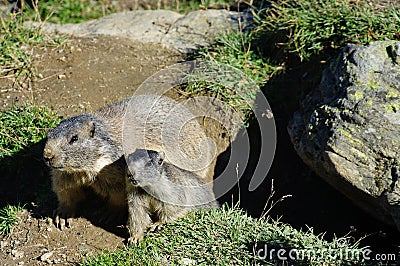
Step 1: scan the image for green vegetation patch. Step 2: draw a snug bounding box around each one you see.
[199,31,279,85]
[0,104,60,159]
[169,0,233,14]
[22,0,233,23]
[258,0,400,60]
[81,206,364,265]
[24,0,116,24]
[185,31,282,125]
[0,204,25,235]
[0,14,62,82]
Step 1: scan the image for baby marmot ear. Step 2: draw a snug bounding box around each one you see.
[83,121,96,138]
[89,122,96,137]
[157,151,165,165]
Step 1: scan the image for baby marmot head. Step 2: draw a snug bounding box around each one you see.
[126,149,165,188]
[43,115,115,174]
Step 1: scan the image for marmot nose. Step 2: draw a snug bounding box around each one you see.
[43,148,54,164]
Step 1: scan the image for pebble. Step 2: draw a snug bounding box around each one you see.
[11,249,24,259]
[180,258,195,265]
[77,245,88,252]
[40,251,54,262]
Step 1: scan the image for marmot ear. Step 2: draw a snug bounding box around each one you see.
[157,151,165,164]
[88,122,96,137]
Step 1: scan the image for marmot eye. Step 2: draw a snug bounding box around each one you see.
[69,135,78,144]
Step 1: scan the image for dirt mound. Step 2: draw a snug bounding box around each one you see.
[0,35,182,115]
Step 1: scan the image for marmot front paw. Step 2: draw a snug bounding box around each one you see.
[127,234,143,245]
[53,207,75,230]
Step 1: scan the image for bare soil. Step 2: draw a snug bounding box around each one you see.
[1,35,182,115]
[0,35,183,265]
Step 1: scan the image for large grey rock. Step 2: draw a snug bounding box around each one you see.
[288,41,400,229]
[36,10,182,43]
[33,9,251,53]
[163,9,249,53]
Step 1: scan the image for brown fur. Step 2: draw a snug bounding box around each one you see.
[125,149,218,243]
[43,95,215,228]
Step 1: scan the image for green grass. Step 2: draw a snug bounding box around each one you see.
[0,104,60,159]
[184,31,283,125]
[0,14,60,81]
[0,204,25,235]
[198,31,280,85]
[257,0,400,60]
[81,205,364,265]
[23,0,117,24]
[22,0,233,24]
[168,0,233,13]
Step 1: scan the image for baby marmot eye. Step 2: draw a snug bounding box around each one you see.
[69,135,78,144]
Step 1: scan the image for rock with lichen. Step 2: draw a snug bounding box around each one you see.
[288,41,400,230]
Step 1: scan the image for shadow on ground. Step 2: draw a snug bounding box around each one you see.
[0,140,127,238]
[215,56,400,256]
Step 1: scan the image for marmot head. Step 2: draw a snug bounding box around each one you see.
[43,114,116,174]
[126,149,165,188]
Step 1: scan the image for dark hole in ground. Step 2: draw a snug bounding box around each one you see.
[214,56,400,258]
[215,107,400,256]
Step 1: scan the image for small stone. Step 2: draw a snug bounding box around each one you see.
[78,245,88,252]
[180,258,195,265]
[261,109,274,119]
[11,250,24,259]
[40,251,54,262]
[58,74,66,79]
